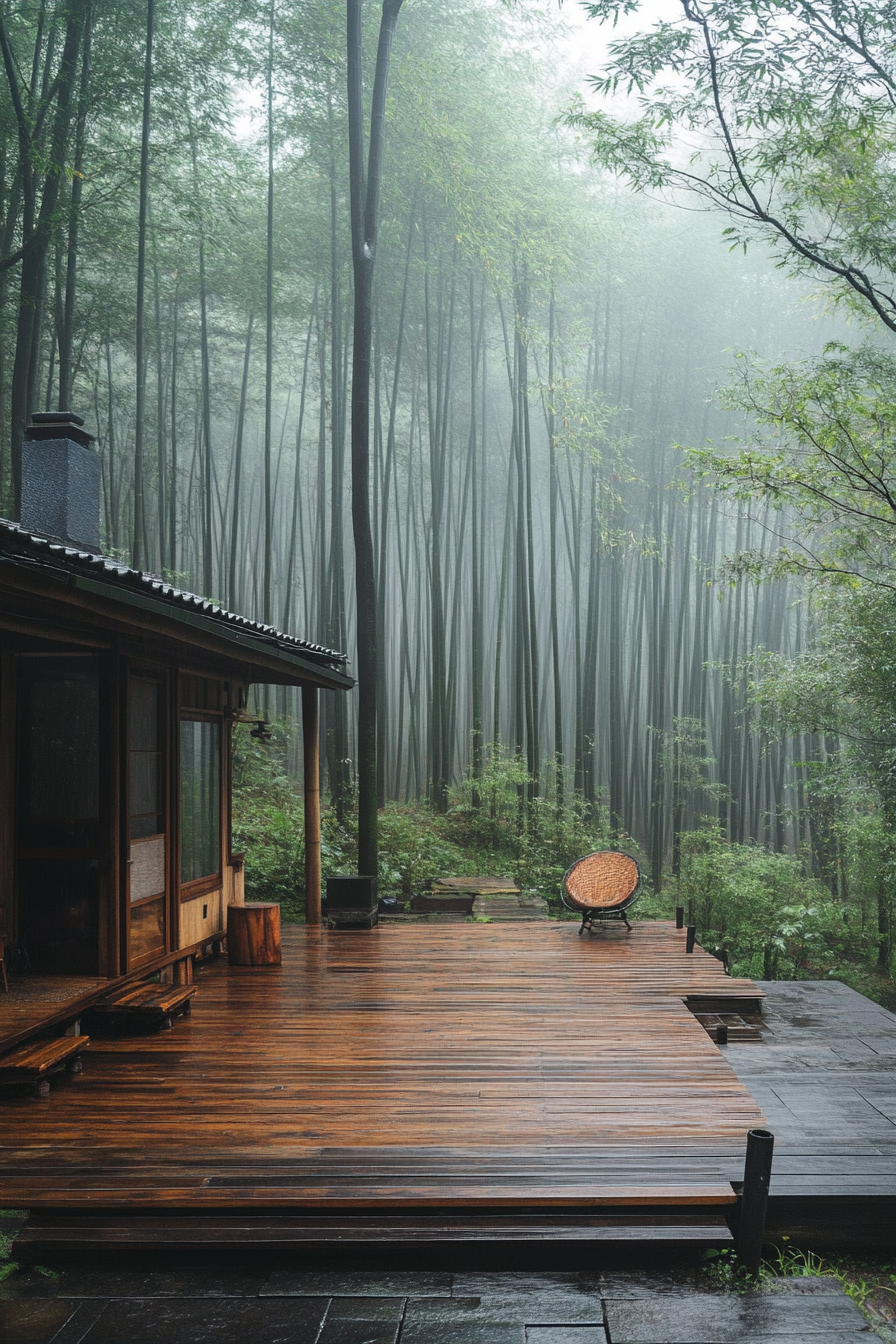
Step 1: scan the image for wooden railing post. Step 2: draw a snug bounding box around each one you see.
[302,685,321,926]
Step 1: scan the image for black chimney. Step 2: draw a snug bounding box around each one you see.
[20,411,101,554]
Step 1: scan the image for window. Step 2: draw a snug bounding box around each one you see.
[179,718,221,884]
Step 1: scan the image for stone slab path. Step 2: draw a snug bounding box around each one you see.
[472,890,551,921]
[0,1267,873,1343]
[725,979,896,1206]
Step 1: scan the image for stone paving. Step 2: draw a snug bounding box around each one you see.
[0,1266,874,1343]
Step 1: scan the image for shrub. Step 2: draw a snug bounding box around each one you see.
[677,828,854,978]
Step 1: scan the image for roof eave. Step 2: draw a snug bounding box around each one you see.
[69,572,354,690]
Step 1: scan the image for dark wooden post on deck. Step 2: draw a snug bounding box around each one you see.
[739,1127,774,1275]
[303,685,321,925]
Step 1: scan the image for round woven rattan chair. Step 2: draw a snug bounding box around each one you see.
[561,849,641,934]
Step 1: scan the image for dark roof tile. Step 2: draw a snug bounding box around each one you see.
[0,517,348,672]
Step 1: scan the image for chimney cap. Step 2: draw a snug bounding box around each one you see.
[25,410,93,449]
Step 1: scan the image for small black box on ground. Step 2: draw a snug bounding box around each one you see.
[325,875,378,929]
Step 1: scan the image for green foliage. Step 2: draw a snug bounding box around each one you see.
[232,720,306,918]
[676,827,853,978]
[743,585,896,975]
[376,805,474,898]
[231,719,355,921]
[764,1244,828,1280]
[446,748,632,908]
[231,725,634,917]
[0,1234,15,1282]
[571,0,896,333]
[687,345,896,590]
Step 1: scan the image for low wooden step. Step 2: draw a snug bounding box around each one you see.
[84,983,195,1033]
[692,1012,765,1043]
[14,1210,733,1257]
[686,993,765,1016]
[411,893,475,914]
[0,1034,89,1097]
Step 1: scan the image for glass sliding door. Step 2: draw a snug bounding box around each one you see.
[179,718,221,887]
[128,675,167,964]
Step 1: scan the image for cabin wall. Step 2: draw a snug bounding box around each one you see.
[1,634,254,980]
[177,859,245,949]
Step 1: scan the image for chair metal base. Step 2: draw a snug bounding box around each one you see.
[578,908,632,935]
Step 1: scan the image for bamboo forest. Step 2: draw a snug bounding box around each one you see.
[2,0,896,1005]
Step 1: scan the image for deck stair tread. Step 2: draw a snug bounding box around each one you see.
[13,1210,733,1254]
[431,876,521,894]
[693,1013,765,1042]
[0,1034,90,1097]
[0,1145,738,1207]
[101,984,195,1013]
[84,983,196,1032]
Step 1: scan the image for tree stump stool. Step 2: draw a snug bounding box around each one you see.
[227,902,281,966]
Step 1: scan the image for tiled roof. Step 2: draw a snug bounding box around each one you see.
[0,517,349,675]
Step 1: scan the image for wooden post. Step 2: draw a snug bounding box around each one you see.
[303,684,321,925]
[739,1127,774,1275]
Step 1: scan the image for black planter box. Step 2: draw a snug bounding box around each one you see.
[325,875,378,929]
[326,875,377,910]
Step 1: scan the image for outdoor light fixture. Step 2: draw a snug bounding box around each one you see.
[228,707,273,742]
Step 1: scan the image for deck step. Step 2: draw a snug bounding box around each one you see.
[0,1035,90,1096]
[692,1012,765,1043]
[15,1211,733,1257]
[83,983,195,1034]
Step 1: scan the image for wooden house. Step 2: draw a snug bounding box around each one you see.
[0,412,351,1026]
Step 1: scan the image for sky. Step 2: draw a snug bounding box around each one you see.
[559,0,674,108]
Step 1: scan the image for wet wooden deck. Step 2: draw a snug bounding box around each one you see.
[0,922,765,1210]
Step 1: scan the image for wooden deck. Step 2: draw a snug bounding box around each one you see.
[0,922,765,1211]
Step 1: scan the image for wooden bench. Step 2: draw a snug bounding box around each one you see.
[0,1035,90,1097]
[85,983,196,1034]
